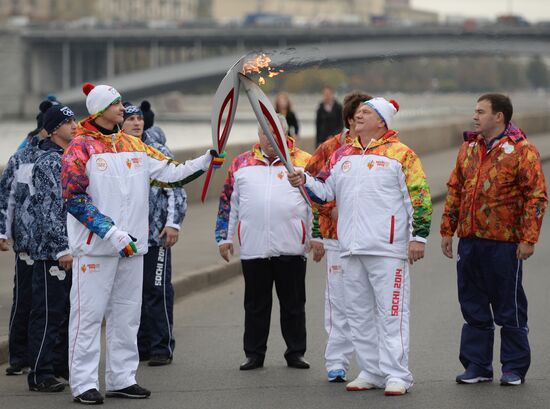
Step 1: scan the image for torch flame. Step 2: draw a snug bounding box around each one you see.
[242,53,282,86]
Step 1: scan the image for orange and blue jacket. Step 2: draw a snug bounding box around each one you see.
[440,123,547,244]
[304,131,352,241]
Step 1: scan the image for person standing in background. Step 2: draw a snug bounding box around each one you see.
[315,86,343,147]
[275,92,300,139]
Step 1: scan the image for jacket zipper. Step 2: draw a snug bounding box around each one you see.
[111,134,117,152]
[470,144,487,235]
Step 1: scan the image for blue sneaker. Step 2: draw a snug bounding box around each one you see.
[328,369,347,383]
[456,367,493,384]
[500,372,524,386]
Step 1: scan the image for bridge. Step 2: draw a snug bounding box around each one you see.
[1,25,549,116]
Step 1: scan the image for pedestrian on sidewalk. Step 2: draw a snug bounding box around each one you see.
[27,104,76,392]
[275,92,300,139]
[215,115,322,371]
[121,101,186,367]
[288,97,432,395]
[440,93,548,386]
[304,91,372,383]
[0,99,56,377]
[62,83,224,405]
[315,85,343,147]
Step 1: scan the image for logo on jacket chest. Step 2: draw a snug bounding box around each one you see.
[342,161,352,172]
[96,158,108,171]
[366,159,389,171]
[277,170,285,180]
[80,263,100,273]
[126,157,143,169]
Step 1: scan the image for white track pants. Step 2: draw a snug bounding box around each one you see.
[342,255,412,388]
[324,246,354,372]
[69,255,143,397]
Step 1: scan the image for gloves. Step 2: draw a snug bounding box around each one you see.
[108,228,138,257]
[209,150,227,169]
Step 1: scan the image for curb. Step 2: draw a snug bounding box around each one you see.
[2,153,549,366]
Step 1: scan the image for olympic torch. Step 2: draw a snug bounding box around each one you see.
[201,56,245,203]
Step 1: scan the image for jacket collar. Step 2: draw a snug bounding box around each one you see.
[463,122,526,144]
[351,129,398,150]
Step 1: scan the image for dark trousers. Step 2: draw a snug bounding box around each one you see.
[8,252,33,368]
[138,246,175,359]
[457,238,530,378]
[241,255,307,361]
[27,260,71,386]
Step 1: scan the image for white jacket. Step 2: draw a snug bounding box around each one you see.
[215,144,320,260]
[305,132,432,260]
[61,119,211,257]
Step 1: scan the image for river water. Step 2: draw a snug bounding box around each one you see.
[1,91,548,165]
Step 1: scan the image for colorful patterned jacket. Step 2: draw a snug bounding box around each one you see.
[440,123,547,244]
[61,117,211,257]
[142,126,187,247]
[29,138,70,261]
[0,135,43,254]
[304,131,352,246]
[216,139,321,260]
[305,131,432,260]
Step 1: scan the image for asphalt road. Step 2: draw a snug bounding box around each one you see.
[1,162,549,409]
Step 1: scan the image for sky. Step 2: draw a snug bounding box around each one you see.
[411,0,550,23]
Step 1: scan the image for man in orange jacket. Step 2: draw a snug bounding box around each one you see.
[441,93,547,386]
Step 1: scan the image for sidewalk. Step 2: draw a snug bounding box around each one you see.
[1,132,549,363]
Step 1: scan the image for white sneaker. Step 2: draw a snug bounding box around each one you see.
[346,377,377,391]
[384,382,407,396]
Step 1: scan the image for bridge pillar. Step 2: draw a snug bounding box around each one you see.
[62,42,71,90]
[106,41,115,78]
[150,41,159,68]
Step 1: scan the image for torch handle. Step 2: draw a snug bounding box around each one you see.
[200,160,216,203]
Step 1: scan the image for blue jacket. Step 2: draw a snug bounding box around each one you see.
[143,126,187,247]
[29,138,70,261]
[0,136,42,253]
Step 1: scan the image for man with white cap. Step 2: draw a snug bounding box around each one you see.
[61,83,224,404]
[288,97,432,395]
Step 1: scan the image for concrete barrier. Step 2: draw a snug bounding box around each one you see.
[174,112,550,204]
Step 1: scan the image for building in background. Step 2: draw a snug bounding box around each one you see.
[211,0,386,26]
[0,0,200,23]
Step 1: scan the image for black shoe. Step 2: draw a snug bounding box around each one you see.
[6,365,29,376]
[286,356,310,369]
[54,369,70,381]
[29,377,65,392]
[148,355,173,366]
[239,357,264,370]
[106,384,151,399]
[74,388,104,405]
[139,354,150,362]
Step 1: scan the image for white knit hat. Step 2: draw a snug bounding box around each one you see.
[364,97,400,129]
[82,82,121,116]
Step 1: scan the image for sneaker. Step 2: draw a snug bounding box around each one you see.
[148,355,173,366]
[346,376,378,391]
[500,372,524,386]
[384,382,408,396]
[6,365,29,376]
[456,368,493,384]
[328,369,347,383]
[73,388,104,405]
[106,384,151,399]
[29,377,65,392]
